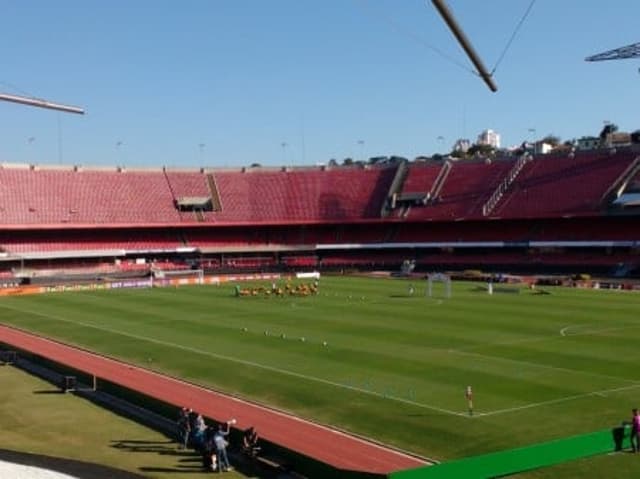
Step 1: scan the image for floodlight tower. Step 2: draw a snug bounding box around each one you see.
[0,92,84,115]
[585,42,640,62]
[431,0,498,92]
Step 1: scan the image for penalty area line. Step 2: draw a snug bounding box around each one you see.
[476,382,640,417]
[560,323,640,338]
[0,302,467,418]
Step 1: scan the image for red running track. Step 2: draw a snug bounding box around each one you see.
[0,325,427,475]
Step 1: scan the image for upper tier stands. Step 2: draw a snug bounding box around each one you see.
[408,159,513,219]
[401,163,441,195]
[211,167,396,222]
[0,167,180,225]
[397,150,638,220]
[495,150,638,218]
[0,148,635,229]
[0,165,395,226]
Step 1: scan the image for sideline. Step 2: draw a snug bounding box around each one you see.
[476,382,640,417]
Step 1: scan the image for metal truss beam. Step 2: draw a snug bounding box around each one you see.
[585,42,640,62]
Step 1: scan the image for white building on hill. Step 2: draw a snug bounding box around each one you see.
[477,129,501,149]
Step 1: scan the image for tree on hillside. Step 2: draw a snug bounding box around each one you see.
[449,149,467,159]
[342,158,354,166]
[467,143,495,158]
[631,130,640,144]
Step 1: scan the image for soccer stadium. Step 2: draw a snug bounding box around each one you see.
[2,2,640,479]
[2,143,640,479]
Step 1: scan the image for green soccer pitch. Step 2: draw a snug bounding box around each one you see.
[0,275,639,477]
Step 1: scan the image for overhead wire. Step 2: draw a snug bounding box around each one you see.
[0,80,37,98]
[353,0,479,77]
[490,0,538,75]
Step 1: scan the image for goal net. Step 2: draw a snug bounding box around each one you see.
[152,268,204,284]
[427,273,452,299]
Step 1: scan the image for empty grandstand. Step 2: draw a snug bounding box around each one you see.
[0,146,638,280]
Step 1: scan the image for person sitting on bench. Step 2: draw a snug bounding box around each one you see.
[242,427,261,457]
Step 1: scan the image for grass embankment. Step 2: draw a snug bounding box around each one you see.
[0,365,250,478]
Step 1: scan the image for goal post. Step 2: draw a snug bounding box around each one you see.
[426,273,451,299]
[151,268,204,285]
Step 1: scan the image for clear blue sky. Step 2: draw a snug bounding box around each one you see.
[0,0,638,168]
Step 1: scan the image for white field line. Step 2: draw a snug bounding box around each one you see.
[558,323,640,337]
[476,382,640,417]
[559,325,575,336]
[461,321,640,352]
[447,348,637,384]
[0,303,467,418]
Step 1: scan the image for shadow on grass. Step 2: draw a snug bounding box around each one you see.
[138,466,204,473]
[113,439,174,445]
[112,440,206,474]
[114,439,275,477]
[111,439,187,455]
[33,389,64,394]
[112,439,268,477]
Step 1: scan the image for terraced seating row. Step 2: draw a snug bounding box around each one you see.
[496,150,637,218]
[0,149,634,228]
[400,149,638,220]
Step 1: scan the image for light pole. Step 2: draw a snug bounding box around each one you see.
[198,143,206,164]
[116,140,123,166]
[527,128,536,152]
[27,136,35,163]
[281,142,288,165]
[357,140,365,162]
[437,136,445,152]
